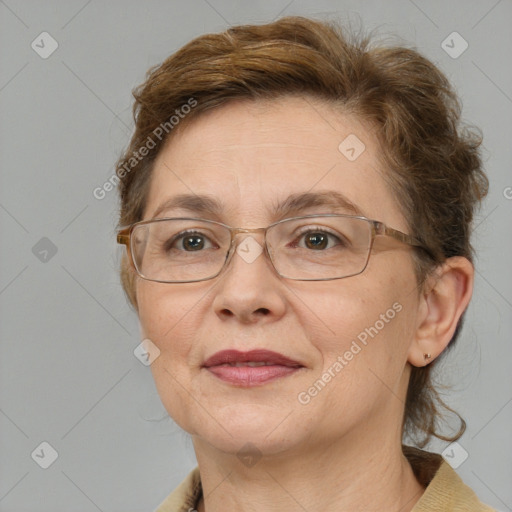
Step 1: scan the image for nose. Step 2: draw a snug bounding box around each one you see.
[211,233,287,324]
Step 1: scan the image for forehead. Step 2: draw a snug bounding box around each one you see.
[145,96,406,230]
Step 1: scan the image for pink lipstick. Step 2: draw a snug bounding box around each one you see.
[202,349,303,386]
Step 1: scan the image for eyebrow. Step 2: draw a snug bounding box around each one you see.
[150,190,365,221]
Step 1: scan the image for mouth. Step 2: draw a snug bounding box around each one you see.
[202,349,304,387]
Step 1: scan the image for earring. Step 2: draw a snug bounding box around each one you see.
[424,353,432,361]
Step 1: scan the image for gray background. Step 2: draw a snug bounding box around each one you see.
[1,0,511,510]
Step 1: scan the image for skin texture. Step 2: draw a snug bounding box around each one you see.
[134,96,473,511]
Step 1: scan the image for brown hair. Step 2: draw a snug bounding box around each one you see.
[116,16,488,446]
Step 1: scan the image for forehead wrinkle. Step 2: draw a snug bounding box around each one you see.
[151,190,365,225]
[201,142,324,150]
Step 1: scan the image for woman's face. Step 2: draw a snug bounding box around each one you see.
[136,96,422,457]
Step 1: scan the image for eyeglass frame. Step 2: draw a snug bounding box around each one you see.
[117,213,430,284]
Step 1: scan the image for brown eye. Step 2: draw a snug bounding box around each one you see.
[304,232,329,250]
[294,229,345,251]
[181,235,205,251]
[165,231,215,252]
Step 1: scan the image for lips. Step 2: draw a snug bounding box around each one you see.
[202,349,303,386]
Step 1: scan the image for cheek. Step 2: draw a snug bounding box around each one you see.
[137,280,196,339]
[136,280,201,381]
[312,272,416,381]
[136,281,204,430]
[307,276,403,349]
[301,300,414,433]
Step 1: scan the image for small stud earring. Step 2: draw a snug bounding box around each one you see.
[424,353,432,361]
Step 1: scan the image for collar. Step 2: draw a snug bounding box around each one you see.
[155,446,495,511]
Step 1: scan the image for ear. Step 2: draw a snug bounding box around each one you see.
[407,256,474,367]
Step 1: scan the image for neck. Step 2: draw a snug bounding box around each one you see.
[193,430,424,512]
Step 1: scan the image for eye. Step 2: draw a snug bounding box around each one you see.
[292,227,346,251]
[165,231,216,252]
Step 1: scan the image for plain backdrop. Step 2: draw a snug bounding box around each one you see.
[1,1,511,511]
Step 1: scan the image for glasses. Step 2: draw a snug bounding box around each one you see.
[117,214,427,283]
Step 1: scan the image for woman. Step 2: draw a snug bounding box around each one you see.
[116,16,494,512]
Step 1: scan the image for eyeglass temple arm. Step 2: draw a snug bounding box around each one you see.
[374,222,424,248]
[117,228,130,246]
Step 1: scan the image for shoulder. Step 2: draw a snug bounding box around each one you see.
[154,467,202,512]
[404,446,497,512]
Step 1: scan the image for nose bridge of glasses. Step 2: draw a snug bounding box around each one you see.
[224,226,274,266]
[231,226,266,235]
[229,226,267,246]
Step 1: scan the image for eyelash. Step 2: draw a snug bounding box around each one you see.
[289,225,345,248]
[165,230,218,251]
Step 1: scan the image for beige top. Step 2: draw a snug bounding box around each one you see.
[155,447,496,511]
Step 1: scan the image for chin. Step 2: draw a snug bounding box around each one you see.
[185,403,305,456]
[195,429,301,461]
